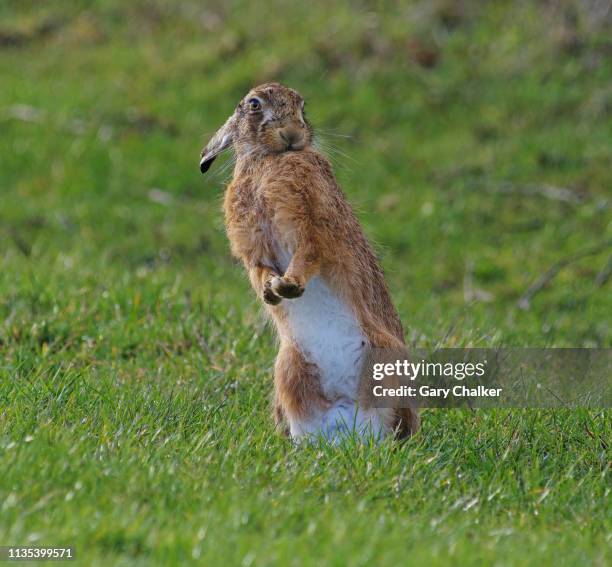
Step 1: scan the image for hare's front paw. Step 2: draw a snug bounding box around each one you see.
[263,278,283,305]
[271,275,305,299]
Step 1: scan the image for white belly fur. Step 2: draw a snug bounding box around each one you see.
[282,277,366,399]
[279,276,386,441]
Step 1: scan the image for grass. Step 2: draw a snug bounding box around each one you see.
[0,1,610,565]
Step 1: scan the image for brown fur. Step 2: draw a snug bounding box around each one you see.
[274,342,330,419]
[201,83,419,439]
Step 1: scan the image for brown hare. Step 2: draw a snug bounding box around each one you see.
[200,83,419,442]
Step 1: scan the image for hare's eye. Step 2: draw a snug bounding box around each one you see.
[248,98,262,112]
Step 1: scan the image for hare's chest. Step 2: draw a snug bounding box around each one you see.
[226,185,279,261]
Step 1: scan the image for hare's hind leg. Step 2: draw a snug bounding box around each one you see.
[274,342,328,439]
[392,406,420,439]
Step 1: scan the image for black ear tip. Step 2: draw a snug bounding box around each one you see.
[200,157,214,174]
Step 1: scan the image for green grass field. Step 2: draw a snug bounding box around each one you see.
[1,1,610,565]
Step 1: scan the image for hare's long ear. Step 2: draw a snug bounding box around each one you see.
[199,111,238,174]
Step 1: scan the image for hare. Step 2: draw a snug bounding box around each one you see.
[200,83,419,442]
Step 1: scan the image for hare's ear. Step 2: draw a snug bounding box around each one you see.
[199,112,238,174]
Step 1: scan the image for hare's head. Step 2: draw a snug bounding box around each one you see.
[200,83,312,173]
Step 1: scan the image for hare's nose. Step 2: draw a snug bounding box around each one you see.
[279,127,303,148]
